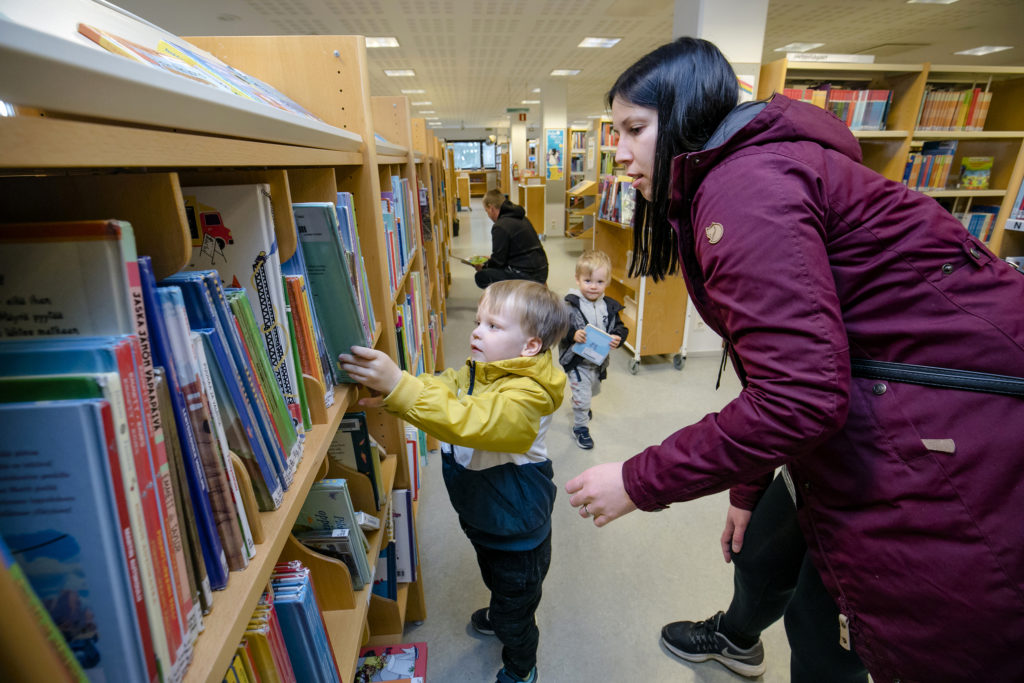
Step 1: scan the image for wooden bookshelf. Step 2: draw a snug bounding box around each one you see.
[0,22,448,683]
[565,179,597,239]
[519,182,546,236]
[758,58,1024,258]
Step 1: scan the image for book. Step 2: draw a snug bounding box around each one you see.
[355,642,427,683]
[958,156,994,190]
[292,202,371,384]
[180,183,305,433]
[327,412,384,510]
[0,399,155,682]
[293,479,372,588]
[392,489,417,584]
[157,287,231,590]
[270,563,342,683]
[455,255,488,267]
[294,528,365,591]
[0,532,89,682]
[335,193,377,342]
[371,541,398,602]
[572,324,615,364]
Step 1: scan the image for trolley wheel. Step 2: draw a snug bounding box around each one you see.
[629,359,640,375]
[673,353,685,370]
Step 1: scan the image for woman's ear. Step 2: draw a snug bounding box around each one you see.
[521,336,543,358]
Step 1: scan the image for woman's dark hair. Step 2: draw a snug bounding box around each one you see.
[607,37,738,281]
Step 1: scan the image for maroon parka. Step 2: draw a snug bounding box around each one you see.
[622,95,1024,681]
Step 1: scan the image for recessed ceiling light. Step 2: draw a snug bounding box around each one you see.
[384,69,415,77]
[586,114,605,119]
[411,100,432,106]
[532,88,541,93]
[578,37,621,48]
[551,69,581,76]
[774,42,825,53]
[954,45,1012,56]
[521,100,540,105]
[401,89,425,94]
[907,0,958,4]
[366,37,400,48]
[419,110,435,114]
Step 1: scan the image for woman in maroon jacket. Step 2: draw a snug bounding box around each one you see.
[566,37,1024,682]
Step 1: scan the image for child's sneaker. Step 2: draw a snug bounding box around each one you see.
[572,426,594,449]
[470,607,494,636]
[496,666,537,683]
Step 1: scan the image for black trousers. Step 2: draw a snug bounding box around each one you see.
[474,266,548,289]
[722,474,868,683]
[472,532,552,677]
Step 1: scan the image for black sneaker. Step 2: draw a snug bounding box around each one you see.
[471,607,495,636]
[661,611,766,677]
[572,426,594,449]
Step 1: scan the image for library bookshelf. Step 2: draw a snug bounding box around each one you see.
[565,179,597,239]
[757,58,1024,259]
[0,21,447,683]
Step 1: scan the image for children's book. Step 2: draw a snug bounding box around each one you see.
[180,184,304,433]
[293,479,372,588]
[392,489,417,584]
[371,541,398,602]
[958,156,994,190]
[455,254,488,267]
[295,528,365,590]
[0,399,155,682]
[270,563,342,683]
[572,324,614,364]
[355,642,427,683]
[281,236,336,409]
[292,202,371,384]
[327,412,384,510]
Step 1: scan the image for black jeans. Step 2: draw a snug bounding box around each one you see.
[474,266,548,289]
[472,532,552,677]
[722,474,868,683]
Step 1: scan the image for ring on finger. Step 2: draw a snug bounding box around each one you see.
[582,503,590,517]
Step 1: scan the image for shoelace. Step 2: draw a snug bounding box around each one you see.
[691,615,723,652]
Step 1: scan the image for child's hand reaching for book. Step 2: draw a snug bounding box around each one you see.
[338,346,402,397]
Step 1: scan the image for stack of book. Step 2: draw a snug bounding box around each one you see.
[917,87,992,131]
[598,175,637,226]
[903,140,959,190]
[0,179,380,680]
[381,177,419,297]
[783,87,892,131]
[954,205,1001,242]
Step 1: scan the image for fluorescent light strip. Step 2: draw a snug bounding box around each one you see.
[578,37,620,48]
[521,100,540,104]
[551,69,581,76]
[411,101,432,105]
[366,37,400,47]
[774,42,825,53]
[401,89,425,94]
[384,69,415,77]
[954,45,1012,56]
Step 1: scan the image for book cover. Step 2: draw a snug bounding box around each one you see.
[295,528,365,591]
[0,400,154,682]
[327,412,384,510]
[281,235,336,409]
[572,324,614,364]
[180,184,304,432]
[355,642,427,683]
[157,288,230,590]
[371,541,398,602]
[392,489,417,584]
[270,564,342,683]
[334,195,376,342]
[0,532,88,682]
[294,479,372,587]
[292,202,371,384]
[958,156,994,190]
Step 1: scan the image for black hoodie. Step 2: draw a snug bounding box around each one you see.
[484,200,548,281]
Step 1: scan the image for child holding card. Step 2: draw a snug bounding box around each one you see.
[558,250,629,449]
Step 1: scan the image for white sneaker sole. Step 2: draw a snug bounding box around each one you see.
[661,637,767,678]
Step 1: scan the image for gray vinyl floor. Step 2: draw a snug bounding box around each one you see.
[399,198,792,682]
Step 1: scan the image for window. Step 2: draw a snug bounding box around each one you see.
[448,140,496,170]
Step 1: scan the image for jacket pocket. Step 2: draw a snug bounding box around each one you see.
[846,377,930,464]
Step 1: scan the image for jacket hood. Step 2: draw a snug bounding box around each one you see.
[498,200,526,220]
[468,349,565,410]
[673,95,863,208]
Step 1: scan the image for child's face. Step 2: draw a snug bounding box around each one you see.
[470,303,539,362]
[576,266,610,302]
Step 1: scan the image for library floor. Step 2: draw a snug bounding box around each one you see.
[400,198,792,682]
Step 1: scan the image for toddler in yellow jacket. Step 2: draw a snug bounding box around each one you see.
[340,279,568,683]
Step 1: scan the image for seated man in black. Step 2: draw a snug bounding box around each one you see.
[474,189,549,288]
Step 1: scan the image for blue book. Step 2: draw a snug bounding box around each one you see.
[292,204,371,384]
[156,287,230,590]
[162,271,293,489]
[335,193,376,342]
[372,541,398,601]
[271,568,341,683]
[0,399,153,682]
[572,324,614,364]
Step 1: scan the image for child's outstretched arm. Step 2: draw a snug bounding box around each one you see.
[339,346,402,397]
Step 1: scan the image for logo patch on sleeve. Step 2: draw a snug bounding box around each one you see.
[704,222,724,244]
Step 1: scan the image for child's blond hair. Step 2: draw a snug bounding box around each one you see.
[575,249,612,278]
[479,280,569,352]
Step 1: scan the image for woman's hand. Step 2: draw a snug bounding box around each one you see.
[338,346,402,396]
[573,328,587,343]
[720,504,752,563]
[565,462,637,527]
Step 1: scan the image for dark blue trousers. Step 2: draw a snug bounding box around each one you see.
[472,532,552,677]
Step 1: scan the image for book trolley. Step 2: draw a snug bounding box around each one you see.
[0,8,452,681]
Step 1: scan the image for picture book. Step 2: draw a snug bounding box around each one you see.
[455,254,488,267]
[572,324,614,364]
[294,479,372,587]
[958,156,994,190]
[180,184,304,432]
[355,642,427,683]
[0,399,155,682]
[327,412,384,510]
[335,193,377,341]
[294,528,365,590]
[372,541,398,602]
[0,532,88,682]
[292,202,371,384]
[157,287,230,591]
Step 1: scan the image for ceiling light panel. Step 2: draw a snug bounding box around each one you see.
[366,37,400,47]
[578,37,621,48]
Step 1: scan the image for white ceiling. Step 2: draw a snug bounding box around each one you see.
[113,0,1024,136]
